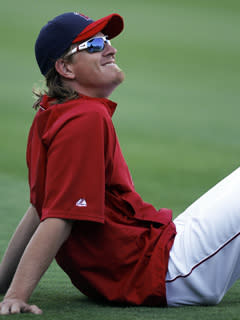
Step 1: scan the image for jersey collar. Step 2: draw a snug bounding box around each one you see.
[39,94,117,117]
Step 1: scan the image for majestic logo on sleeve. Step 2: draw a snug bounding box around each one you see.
[76,198,87,207]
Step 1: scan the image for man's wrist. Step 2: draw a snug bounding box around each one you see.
[4,288,28,303]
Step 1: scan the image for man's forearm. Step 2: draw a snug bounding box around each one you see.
[0,205,40,294]
[4,218,72,302]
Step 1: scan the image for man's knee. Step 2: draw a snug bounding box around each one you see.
[202,292,223,306]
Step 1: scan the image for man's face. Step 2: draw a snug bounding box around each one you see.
[68,32,125,98]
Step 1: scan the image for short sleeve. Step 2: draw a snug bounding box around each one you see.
[41,110,109,223]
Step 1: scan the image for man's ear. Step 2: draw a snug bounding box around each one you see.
[55,59,75,79]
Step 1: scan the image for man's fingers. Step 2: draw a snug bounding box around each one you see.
[0,302,11,315]
[28,304,43,315]
[0,299,43,315]
[10,302,21,314]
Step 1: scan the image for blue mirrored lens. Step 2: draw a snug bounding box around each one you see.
[87,38,105,53]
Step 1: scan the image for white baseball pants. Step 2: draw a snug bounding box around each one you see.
[166,167,240,306]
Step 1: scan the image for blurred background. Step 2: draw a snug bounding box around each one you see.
[0,0,240,232]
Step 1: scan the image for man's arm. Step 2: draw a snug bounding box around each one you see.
[0,205,40,294]
[0,217,72,315]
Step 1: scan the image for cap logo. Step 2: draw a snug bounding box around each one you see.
[74,12,91,21]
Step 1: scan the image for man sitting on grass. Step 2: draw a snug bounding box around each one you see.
[0,11,240,315]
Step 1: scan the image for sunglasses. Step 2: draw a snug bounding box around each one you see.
[66,36,111,56]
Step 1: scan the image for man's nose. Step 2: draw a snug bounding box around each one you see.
[103,42,117,55]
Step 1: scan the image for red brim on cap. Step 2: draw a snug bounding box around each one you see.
[72,13,124,43]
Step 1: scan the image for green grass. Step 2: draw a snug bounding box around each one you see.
[0,0,240,318]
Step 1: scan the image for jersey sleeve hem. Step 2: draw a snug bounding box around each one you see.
[41,209,105,224]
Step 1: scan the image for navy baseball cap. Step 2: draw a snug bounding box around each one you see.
[35,12,124,75]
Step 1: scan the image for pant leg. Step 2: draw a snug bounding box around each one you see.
[166,167,240,306]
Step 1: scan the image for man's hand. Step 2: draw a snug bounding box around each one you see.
[0,298,42,315]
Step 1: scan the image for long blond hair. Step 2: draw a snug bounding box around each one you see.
[32,48,79,109]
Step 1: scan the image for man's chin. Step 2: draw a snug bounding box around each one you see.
[115,68,125,84]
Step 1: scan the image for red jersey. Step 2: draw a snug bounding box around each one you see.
[27,94,176,306]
